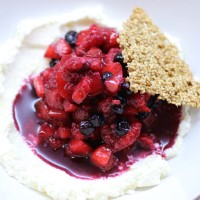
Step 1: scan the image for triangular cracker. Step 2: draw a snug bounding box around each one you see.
[118,8,200,107]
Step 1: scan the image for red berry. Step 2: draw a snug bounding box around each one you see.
[48,136,64,150]
[33,76,45,98]
[71,123,85,140]
[66,139,92,157]
[137,133,155,150]
[44,38,72,59]
[104,76,121,94]
[55,127,71,139]
[88,72,104,96]
[72,76,92,104]
[63,101,78,112]
[35,100,50,120]
[90,145,117,171]
[44,89,63,109]
[38,123,55,140]
[48,109,68,120]
[62,56,85,72]
[102,62,123,78]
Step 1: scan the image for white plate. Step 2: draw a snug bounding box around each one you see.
[0,0,200,199]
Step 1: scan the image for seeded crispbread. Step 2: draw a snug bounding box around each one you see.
[118,7,200,107]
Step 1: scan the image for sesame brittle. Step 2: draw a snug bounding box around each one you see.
[119,8,200,107]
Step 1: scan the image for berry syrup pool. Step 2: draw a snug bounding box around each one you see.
[13,81,182,180]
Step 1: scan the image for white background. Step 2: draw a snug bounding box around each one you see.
[0,0,200,199]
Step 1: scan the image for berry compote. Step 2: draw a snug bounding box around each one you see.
[13,24,182,180]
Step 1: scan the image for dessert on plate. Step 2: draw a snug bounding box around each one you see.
[0,7,199,200]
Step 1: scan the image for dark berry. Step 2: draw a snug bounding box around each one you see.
[120,82,132,95]
[114,95,126,106]
[80,120,95,135]
[112,104,124,114]
[115,120,130,136]
[102,72,113,82]
[65,31,78,48]
[113,52,126,67]
[49,59,59,67]
[136,112,149,120]
[90,113,105,127]
[147,94,159,108]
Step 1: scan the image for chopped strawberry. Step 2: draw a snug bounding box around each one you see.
[88,72,104,96]
[71,123,85,140]
[101,62,123,78]
[44,89,63,108]
[63,101,78,112]
[35,100,50,120]
[98,97,113,115]
[72,76,92,104]
[38,123,55,140]
[104,76,121,94]
[48,136,64,150]
[137,133,155,150]
[55,127,71,139]
[33,76,45,98]
[48,109,68,120]
[62,56,85,72]
[113,121,141,152]
[66,139,92,157]
[44,38,72,59]
[56,69,74,101]
[101,121,141,152]
[105,48,121,63]
[90,145,117,171]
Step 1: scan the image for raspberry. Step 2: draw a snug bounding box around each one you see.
[45,38,72,59]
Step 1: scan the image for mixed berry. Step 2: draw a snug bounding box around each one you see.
[13,24,182,178]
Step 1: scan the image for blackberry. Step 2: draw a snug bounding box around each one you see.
[90,112,105,127]
[80,120,95,135]
[49,59,59,67]
[115,120,130,136]
[102,72,113,81]
[65,31,78,48]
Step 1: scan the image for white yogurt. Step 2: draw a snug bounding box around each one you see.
[0,9,191,200]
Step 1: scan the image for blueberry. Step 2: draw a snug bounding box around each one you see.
[65,31,78,48]
[113,52,126,67]
[112,104,124,114]
[49,59,59,67]
[136,112,149,120]
[115,120,130,136]
[147,94,159,108]
[80,120,95,135]
[90,112,105,127]
[102,72,113,81]
[114,95,126,106]
[114,52,123,63]
[120,82,132,95]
